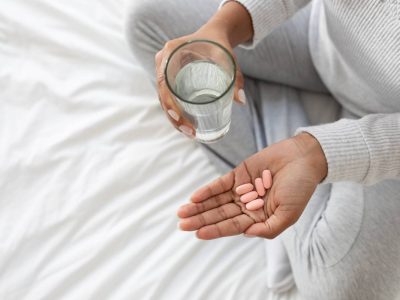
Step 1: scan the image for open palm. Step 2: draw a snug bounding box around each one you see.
[177,134,327,239]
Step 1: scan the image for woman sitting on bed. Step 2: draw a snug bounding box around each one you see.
[127,0,400,299]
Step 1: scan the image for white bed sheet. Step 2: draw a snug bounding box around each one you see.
[0,1,298,299]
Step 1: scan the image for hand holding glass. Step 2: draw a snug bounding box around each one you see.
[165,40,236,144]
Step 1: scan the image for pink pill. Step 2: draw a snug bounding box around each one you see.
[235,183,254,195]
[246,199,265,211]
[254,177,265,196]
[240,191,259,203]
[262,170,272,189]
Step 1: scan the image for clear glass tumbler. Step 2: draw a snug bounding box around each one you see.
[165,39,236,144]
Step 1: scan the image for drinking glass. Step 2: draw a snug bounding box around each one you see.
[165,39,236,144]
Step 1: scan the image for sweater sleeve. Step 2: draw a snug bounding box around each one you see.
[295,114,400,185]
[220,0,311,48]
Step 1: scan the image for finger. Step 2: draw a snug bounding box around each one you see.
[230,50,245,105]
[196,214,254,240]
[244,212,292,239]
[155,50,182,121]
[233,69,246,105]
[155,49,196,137]
[177,191,233,218]
[179,203,241,231]
[155,50,180,115]
[191,171,234,203]
[158,83,196,137]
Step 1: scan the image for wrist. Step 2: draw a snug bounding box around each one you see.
[293,133,328,183]
[196,19,232,45]
[200,1,253,48]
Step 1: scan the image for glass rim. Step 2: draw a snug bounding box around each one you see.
[164,39,237,105]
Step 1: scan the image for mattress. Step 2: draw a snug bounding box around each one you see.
[0,0,297,299]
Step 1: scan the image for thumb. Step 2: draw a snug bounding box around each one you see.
[244,211,292,239]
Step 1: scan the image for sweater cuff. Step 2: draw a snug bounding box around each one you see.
[295,119,370,183]
[220,0,292,49]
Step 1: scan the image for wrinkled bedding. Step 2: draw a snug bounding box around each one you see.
[0,1,298,299]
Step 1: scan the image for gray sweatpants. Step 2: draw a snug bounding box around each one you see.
[126,1,400,299]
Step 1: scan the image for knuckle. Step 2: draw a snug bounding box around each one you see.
[231,218,242,232]
[156,71,165,87]
[237,72,244,83]
[198,202,205,214]
[164,40,176,51]
[164,41,172,50]
[217,206,228,220]
[214,224,223,237]
[215,193,224,206]
[198,213,207,227]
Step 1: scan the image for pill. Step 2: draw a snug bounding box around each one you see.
[254,177,265,196]
[246,199,265,211]
[262,170,272,189]
[240,191,259,203]
[235,183,254,195]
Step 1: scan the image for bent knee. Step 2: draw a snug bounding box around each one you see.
[292,182,364,267]
[124,0,217,58]
[295,258,400,300]
[290,182,400,299]
[124,0,168,56]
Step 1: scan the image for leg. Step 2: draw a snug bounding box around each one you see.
[125,0,219,83]
[283,180,400,299]
[126,0,327,93]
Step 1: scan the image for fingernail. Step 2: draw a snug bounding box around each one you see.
[167,109,180,122]
[238,89,247,105]
[243,234,256,238]
[177,221,182,230]
[179,125,193,137]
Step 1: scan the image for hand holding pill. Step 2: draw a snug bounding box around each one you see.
[177,133,327,240]
[235,169,273,211]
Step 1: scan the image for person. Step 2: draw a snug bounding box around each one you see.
[126,0,400,299]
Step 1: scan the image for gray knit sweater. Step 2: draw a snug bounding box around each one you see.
[227,0,400,185]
